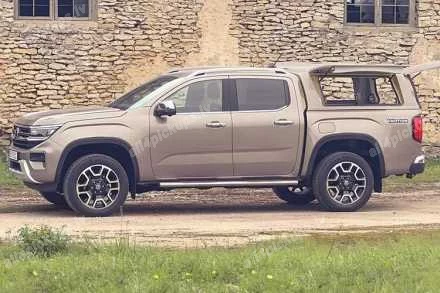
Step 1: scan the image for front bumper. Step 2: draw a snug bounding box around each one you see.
[8,143,59,186]
[409,155,425,176]
[9,158,42,184]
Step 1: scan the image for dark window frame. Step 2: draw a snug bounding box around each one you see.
[344,0,416,27]
[230,78,291,112]
[15,0,96,20]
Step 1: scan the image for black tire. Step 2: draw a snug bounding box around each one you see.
[273,186,315,205]
[313,152,374,212]
[39,192,70,208]
[63,154,129,217]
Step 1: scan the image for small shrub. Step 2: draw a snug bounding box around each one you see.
[16,226,70,257]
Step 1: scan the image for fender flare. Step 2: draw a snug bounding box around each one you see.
[55,138,140,191]
[304,133,385,182]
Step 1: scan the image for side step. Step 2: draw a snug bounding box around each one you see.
[159,179,299,189]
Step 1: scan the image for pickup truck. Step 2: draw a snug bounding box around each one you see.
[8,62,439,217]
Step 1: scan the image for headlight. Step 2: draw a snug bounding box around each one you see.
[28,125,62,140]
[28,125,61,139]
[12,124,62,149]
[13,125,62,142]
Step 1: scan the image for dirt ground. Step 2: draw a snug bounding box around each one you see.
[1,186,440,247]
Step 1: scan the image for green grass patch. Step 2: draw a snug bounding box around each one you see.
[0,150,23,187]
[384,159,440,192]
[2,230,440,292]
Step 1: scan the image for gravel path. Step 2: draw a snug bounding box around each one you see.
[1,187,439,247]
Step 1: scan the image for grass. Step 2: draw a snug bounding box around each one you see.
[0,149,23,187]
[383,159,440,192]
[1,230,440,292]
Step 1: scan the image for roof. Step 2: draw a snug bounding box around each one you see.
[167,62,440,77]
[168,66,286,76]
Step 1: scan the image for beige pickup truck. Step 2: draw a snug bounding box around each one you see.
[8,62,439,217]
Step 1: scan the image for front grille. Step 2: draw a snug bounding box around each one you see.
[12,125,43,150]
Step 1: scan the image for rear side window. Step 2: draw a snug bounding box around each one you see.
[235,79,290,111]
[320,76,401,106]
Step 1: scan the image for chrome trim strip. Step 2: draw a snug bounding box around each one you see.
[160,180,299,188]
[9,160,41,184]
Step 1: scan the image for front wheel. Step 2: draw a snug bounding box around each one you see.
[313,152,374,212]
[63,154,129,217]
[273,186,315,205]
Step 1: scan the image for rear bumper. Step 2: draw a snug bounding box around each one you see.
[409,155,425,176]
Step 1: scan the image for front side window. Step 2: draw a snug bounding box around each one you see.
[345,0,414,26]
[320,76,400,106]
[16,0,93,19]
[166,80,223,114]
[235,79,290,111]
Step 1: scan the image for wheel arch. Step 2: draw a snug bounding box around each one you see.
[55,138,140,194]
[304,133,385,192]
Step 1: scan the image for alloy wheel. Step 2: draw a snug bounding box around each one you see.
[76,164,120,209]
[326,161,367,205]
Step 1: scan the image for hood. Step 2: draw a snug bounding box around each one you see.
[16,106,125,126]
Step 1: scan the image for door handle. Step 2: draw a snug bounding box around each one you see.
[206,121,226,128]
[274,119,294,126]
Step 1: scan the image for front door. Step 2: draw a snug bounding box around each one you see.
[150,77,233,180]
[230,76,302,177]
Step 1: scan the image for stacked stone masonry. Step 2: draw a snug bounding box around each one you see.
[0,0,439,141]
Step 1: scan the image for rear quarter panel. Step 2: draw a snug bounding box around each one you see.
[303,107,423,177]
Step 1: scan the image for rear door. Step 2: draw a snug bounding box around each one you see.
[229,75,302,177]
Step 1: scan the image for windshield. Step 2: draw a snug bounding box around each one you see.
[109,75,178,110]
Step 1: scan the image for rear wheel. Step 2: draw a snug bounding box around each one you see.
[63,154,129,217]
[39,192,69,208]
[313,152,374,212]
[273,186,315,205]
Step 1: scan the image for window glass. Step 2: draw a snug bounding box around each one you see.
[346,0,375,24]
[74,0,89,17]
[58,0,89,17]
[19,0,34,16]
[58,0,73,17]
[382,0,410,24]
[236,79,289,111]
[166,80,223,113]
[35,0,50,16]
[320,76,400,106]
[19,0,50,17]
[321,77,357,105]
[373,77,400,104]
[109,76,178,110]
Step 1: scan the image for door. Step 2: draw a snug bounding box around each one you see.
[230,76,302,177]
[150,77,233,180]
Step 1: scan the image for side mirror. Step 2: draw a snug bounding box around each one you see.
[154,100,177,117]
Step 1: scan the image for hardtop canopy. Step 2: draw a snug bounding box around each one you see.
[276,62,440,77]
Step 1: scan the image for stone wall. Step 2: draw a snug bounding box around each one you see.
[230,0,440,140]
[0,0,439,140]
